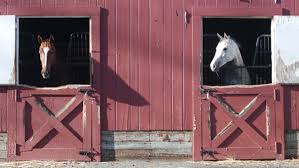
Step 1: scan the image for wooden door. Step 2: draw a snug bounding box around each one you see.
[193,85,284,160]
[13,87,100,161]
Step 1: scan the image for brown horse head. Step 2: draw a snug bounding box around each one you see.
[37,35,56,79]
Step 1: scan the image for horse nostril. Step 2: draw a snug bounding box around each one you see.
[41,70,50,79]
[213,64,216,69]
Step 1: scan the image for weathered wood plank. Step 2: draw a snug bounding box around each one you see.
[102,131,191,142]
[285,130,299,158]
[101,131,192,159]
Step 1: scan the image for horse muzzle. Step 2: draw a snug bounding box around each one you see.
[210,63,220,72]
[41,70,50,79]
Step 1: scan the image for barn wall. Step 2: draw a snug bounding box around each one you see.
[284,86,299,130]
[0,0,195,131]
[0,0,297,132]
[0,88,7,133]
[0,0,5,15]
[100,0,296,131]
[283,86,299,158]
[99,0,195,131]
[197,0,295,11]
[0,0,298,160]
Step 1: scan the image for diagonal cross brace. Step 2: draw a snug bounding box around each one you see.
[209,94,268,148]
[21,94,84,152]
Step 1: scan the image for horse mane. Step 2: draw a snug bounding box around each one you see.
[229,37,242,49]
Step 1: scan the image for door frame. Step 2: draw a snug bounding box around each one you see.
[6,8,102,161]
[192,7,284,161]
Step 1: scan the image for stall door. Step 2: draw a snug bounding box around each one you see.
[14,88,100,161]
[194,85,284,160]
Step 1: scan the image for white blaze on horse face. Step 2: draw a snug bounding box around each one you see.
[43,47,50,68]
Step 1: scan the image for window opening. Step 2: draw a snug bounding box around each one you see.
[18,18,90,87]
[203,18,271,86]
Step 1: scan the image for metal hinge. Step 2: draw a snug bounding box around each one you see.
[200,87,216,94]
[79,88,96,94]
[200,87,216,100]
[79,150,97,157]
[275,142,282,154]
[274,89,280,101]
[201,149,216,156]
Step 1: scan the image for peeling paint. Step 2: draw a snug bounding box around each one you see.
[162,134,171,142]
[208,104,211,133]
[266,104,270,137]
[101,131,192,158]
[56,97,77,117]
[97,104,101,125]
[193,113,197,130]
[8,56,15,84]
[82,94,87,129]
[205,83,274,89]
[213,121,233,141]
[34,98,55,117]
[214,95,238,117]
[239,96,258,117]
[83,102,86,129]
[17,84,90,90]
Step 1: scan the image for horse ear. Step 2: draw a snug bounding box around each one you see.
[49,35,55,42]
[217,33,223,40]
[224,33,230,39]
[37,35,42,44]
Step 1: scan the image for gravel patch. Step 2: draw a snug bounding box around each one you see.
[0,159,298,168]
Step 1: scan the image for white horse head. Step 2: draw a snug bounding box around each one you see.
[210,33,243,72]
[210,33,251,85]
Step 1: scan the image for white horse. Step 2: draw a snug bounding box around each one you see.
[210,33,251,85]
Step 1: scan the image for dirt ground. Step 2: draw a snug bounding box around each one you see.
[0,159,298,168]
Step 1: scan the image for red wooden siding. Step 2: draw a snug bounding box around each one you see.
[284,86,299,130]
[0,0,298,132]
[0,0,6,14]
[197,0,294,11]
[99,0,295,131]
[100,0,195,131]
[295,0,299,15]
[0,88,7,132]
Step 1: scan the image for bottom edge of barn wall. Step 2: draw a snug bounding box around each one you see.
[1,130,298,161]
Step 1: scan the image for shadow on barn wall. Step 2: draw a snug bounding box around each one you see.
[93,8,150,160]
[95,7,149,106]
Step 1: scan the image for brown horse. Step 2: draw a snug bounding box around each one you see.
[37,35,56,79]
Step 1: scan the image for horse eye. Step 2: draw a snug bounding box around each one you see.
[223,48,227,51]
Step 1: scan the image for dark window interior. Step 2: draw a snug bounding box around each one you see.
[203,18,271,86]
[19,18,90,87]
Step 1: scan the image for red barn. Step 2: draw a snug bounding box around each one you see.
[0,0,298,161]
